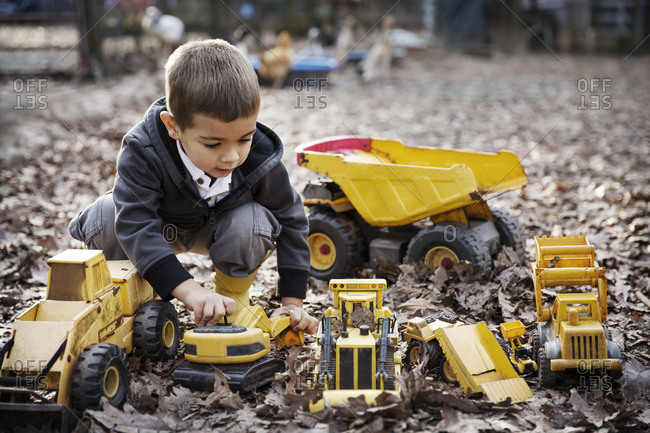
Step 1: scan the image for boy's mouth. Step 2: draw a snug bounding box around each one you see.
[213,167,234,176]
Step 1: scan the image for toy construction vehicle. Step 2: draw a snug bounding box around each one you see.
[296,136,528,281]
[309,279,401,411]
[404,316,533,403]
[0,250,179,431]
[500,320,537,375]
[173,305,303,392]
[531,235,622,387]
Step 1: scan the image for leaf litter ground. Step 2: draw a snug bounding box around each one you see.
[1,51,649,432]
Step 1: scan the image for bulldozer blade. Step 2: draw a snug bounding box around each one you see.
[479,378,533,403]
[173,356,284,393]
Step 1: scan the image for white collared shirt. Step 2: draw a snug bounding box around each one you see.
[176,140,231,206]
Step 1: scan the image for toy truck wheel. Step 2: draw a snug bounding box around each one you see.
[538,349,557,387]
[532,330,541,364]
[307,211,365,280]
[405,340,444,373]
[134,300,180,361]
[405,222,492,275]
[70,343,129,412]
[441,358,459,385]
[490,208,526,255]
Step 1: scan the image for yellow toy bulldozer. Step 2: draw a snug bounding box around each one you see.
[296,136,528,280]
[0,250,179,431]
[309,279,401,411]
[531,235,623,387]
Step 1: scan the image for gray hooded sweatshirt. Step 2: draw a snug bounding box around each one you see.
[113,97,310,300]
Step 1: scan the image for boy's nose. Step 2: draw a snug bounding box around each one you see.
[221,147,240,163]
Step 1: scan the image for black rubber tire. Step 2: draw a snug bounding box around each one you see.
[405,222,492,275]
[70,343,129,412]
[491,208,526,255]
[404,339,443,373]
[133,300,180,361]
[538,349,557,388]
[440,357,459,385]
[532,329,541,365]
[404,340,421,371]
[307,211,365,280]
[603,325,612,341]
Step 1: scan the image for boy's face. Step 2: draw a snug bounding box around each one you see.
[161,111,258,178]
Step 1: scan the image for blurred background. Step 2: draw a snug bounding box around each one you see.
[0,0,648,76]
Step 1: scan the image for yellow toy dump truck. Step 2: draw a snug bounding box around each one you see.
[0,250,179,431]
[173,305,303,392]
[296,136,528,280]
[404,316,533,403]
[309,279,401,411]
[531,235,622,387]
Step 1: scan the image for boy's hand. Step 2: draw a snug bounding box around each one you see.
[171,279,236,326]
[271,297,319,335]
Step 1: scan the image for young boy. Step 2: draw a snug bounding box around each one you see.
[69,39,318,334]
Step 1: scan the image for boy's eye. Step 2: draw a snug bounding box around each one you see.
[203,142,221,148]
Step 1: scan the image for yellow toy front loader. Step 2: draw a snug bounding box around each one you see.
[531,235,622,387]
[0,250,179,431]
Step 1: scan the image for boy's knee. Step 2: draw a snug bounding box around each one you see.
[68,192,127,260]
[211,202,280,274]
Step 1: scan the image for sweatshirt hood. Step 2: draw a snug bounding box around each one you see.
[140,97,284,198]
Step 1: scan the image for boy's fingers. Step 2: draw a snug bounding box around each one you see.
[305,316,319,335]
[200,302,216,326]
[223,297,236,316]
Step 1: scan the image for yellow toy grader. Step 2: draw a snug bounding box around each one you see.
[296,136,528,280]
[403,316,533,403]
[309,279,401,411]
[531,235,623,387]
[0,250,179,431]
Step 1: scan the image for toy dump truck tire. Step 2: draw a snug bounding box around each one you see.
[133,300,180,362]
[405,222,492,275]
[307,211,365,280]
[70,343,129,412]
[491,208,526,255]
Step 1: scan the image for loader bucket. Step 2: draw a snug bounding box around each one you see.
[0,391,79,433]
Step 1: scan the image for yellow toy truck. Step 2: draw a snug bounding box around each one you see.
[0,250,179,431]
[531,235,623,387]
[404,316,533,403]
[309,279,401,411]
[296,136,528,280]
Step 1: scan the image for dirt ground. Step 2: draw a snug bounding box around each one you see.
[1,47,649,432]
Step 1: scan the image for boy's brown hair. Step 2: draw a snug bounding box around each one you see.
[165,39,260,130]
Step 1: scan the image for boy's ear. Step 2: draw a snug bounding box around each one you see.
[160,111,181,140]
